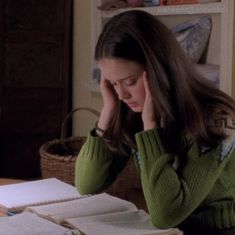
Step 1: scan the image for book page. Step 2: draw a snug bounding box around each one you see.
[25,193,137,224]
[63,209,177,235]
[0,212,80,235]
[0,178,81,213]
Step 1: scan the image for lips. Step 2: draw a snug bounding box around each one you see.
[126,102,137,108]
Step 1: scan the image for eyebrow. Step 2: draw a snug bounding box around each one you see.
[106,75,136,82]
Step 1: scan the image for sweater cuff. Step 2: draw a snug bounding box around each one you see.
[135,128,166,158]
[82,131,109,160]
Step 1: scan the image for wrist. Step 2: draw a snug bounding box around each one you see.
[98,107,113,130]
[144,121,157,130]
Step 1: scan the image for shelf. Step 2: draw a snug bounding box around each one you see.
[101,2,225,18]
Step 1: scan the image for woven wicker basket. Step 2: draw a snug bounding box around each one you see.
[39,107,99,185]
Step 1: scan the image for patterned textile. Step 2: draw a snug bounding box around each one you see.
[172,15,212,63]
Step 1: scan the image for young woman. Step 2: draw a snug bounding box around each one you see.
[75,10,235,235]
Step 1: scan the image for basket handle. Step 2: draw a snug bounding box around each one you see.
[60,107,100,140]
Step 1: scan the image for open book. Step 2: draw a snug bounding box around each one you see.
[0,178,81,213]
[25,193,182,235]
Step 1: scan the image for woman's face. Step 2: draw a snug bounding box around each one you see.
[98,58,146,112]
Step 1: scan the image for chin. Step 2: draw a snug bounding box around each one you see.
[130,107,142,112]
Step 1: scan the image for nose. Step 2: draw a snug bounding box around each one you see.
[115,85,130,100]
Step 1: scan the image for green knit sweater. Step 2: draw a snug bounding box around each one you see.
[75,128,235,230]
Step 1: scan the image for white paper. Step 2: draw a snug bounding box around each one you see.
[0,212,80,235]
[64,210,174,235]
[26,193,137,224]
[0,178,81,212]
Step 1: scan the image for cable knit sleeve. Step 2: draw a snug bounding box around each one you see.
[135,128,235,229]
[75,131,129,195]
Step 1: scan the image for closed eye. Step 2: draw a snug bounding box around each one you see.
[123,78,138,86]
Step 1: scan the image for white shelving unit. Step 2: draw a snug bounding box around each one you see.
[90,0,233,95]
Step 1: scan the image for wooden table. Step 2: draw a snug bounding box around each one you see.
[0,178,24,185]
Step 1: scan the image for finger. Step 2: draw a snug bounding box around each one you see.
[100,73,105,86]
[100,74,110,89]
[143,72,151,97]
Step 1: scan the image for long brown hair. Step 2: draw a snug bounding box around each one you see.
[95,10,235,155]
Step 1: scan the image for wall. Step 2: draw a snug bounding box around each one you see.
[73,1,235,136]
[233,2,235,97]
[73,0,102,136]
